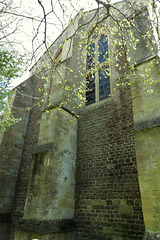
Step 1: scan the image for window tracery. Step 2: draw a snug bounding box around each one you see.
[86,33,110,105]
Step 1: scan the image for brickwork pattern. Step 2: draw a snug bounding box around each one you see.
[75,85,145,240]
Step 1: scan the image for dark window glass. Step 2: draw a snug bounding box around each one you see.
[99,88,111,100]
[86,73,95,105]
[98,35,109,63]
[87,43,95,69]
[86,35,110,105]
[99,67,110,100]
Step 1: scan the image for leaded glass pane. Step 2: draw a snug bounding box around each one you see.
[98,35,109,63]
[87,43,95,69]
[86,34,110,105]
[99,67,110,100]
[86,73,95,105]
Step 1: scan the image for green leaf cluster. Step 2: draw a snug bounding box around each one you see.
[0,47,25,132]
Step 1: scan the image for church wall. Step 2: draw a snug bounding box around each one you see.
[13,20,80,238]
[9,76,44,240]
[75,82,145,240]
[131,59,160,237]
[0,1,159,240]
[22,107,77,221]
[0,77,37,239]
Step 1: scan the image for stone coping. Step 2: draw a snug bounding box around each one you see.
[134,116,160,132]
[42,100,77,117]
[33,143,54,154]
[15,219,76,234]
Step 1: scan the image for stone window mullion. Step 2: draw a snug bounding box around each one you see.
[86,32,110,105]
[95,39,99,102]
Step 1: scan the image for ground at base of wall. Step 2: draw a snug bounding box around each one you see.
[0,222,11,240]
[96,234,160,240]
[143,231,160,240]
[14,230,76,240]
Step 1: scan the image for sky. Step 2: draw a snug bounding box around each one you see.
[10,0,122,87]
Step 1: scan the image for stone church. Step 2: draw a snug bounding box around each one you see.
[0,0,160,239]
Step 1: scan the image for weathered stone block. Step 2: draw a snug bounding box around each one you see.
[119,205,133,215]
[103,226,114,235]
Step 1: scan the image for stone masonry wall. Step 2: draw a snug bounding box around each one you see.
[131,59,160,236]
[0,3,156,239]
[0,77,36,240]
[75,84,145,240]
[21,107,77,222]
[10,76,44,240]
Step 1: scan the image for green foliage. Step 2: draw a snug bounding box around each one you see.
[0,103,20,132]
[0,48,24,132]
[0,49,23,81]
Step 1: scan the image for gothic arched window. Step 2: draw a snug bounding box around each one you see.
[86,34,110,105]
